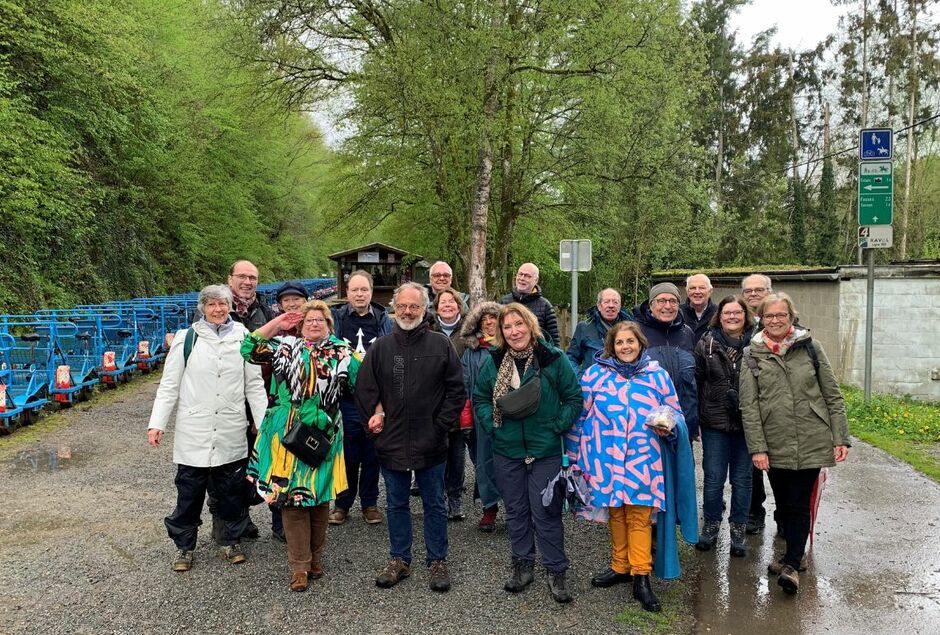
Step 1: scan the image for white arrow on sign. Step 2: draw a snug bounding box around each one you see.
[864,184,890,191]
[872,216,879,222]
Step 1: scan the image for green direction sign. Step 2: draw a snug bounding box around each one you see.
[858,161,893,225]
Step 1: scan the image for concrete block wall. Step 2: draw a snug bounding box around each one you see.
[840,278,940,400]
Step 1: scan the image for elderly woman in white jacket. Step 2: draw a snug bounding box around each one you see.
[147,284,267,572]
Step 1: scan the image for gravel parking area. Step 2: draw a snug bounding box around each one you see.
[0,377,693,634]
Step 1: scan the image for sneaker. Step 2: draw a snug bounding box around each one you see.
[777,565,800,594]
[222,544,247,565]
[729,522,747,558]
[696,520,720,551]
[376,558,411,588]
[172,549,194,572]
[290,571,308,592]
[362,506,384,525]
[504,560,535,593]
[745,514,765,535]
[329,508,348,526]
[447,497,466,521]
[478,506,497,533]
[428,560,451,593]
[547,570,573,604]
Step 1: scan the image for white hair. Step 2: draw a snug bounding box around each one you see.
[685,274,712,290]
[429,261,453,275]
[198,284,233,313]
[741,274,772,291]
[393,281,429,307]
[596,288,621,303]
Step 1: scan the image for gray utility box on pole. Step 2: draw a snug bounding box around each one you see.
[560,240,592,337]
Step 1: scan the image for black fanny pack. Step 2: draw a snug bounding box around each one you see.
[496,372,542,419]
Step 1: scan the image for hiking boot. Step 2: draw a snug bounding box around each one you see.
[591,568,632,588]
[547,569,573,604]
[362,506,384,525]
[696,520,720,551]
[290,571,308,592]
[447,496,466,521]
[777,565,800,594]
[428,560,451,593]
[768,558,807,575]
[222,544,247,565]
[504,560,535,593]
[729,522,747,558]
[632,574,662,613]
[745,514,765,535]
[478,505,497,533]
[329,508,348,526]
[172,549,194,572]
[241,518,259,540]
[375,558,411,588]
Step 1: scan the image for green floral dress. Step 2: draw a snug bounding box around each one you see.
[243,333,359,507]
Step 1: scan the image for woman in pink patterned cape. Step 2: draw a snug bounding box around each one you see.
[565,321,683,613]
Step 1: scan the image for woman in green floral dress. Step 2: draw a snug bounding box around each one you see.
[243,299,360,592]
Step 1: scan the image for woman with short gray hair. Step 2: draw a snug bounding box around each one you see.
[147,284,268,573]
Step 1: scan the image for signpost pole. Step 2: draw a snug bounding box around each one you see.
[570,241,579,337]
[864,249,874,402]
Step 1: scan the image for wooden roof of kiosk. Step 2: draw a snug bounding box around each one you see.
[327,242,428,306]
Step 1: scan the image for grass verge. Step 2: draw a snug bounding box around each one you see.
[616,542,699,634]
[843,385,940,484]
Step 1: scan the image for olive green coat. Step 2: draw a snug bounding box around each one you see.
[740,330,850,470]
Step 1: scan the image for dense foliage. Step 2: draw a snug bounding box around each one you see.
[0,0,331,313]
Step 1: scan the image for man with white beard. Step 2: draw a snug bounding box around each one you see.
[355,282,466,594]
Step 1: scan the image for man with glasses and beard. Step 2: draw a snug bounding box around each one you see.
[355,283,466,594]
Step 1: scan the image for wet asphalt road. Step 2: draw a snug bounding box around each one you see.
[690,440,940,634]
[1,376,938,634]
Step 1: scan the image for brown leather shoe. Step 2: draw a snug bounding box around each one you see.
[362,506,384,525]
[290,571,309,592]
[328,508,348,526]
[308,566,323,580]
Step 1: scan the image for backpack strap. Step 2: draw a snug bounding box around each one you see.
[183,328,198,368]
[743,346,759,378]
[805,339,820,378]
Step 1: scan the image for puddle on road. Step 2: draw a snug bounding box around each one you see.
[9,446,80,473]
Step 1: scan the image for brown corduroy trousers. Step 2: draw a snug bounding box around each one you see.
[282,502,330,574]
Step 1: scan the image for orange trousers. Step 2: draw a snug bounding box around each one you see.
[608,505,653,576]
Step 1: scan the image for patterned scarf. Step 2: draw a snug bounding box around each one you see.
[492,342,535,429]
[231,287,257,319]
[759,326,800,356]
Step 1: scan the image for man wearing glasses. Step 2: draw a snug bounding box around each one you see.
[741,274,772,327]
[355,282,466,593]
[740,273,773,534]
[633,282,699,442]
[498,263,560,345]
[426,261,468,307]
[228,260,275,331]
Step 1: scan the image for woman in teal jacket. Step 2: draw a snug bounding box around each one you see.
[473,303,582,604]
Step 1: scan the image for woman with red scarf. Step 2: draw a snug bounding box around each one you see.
[740,292,850,595]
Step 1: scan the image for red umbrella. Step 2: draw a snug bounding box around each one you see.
[808,468,829,547]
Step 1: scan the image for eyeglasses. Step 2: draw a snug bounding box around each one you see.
[395,303,423,313]
[763,312,790,321]
[653,298,679,306]
[303,317,327,325]
[430,273,452,279]
[231,273,258,282]
[516,272,535,279]
[742,287,767,295]
[721,310,744,317]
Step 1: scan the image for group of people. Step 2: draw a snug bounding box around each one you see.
[147,258,850,611]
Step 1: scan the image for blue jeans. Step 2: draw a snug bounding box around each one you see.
[701,427,752,524]
[382,462,448,565]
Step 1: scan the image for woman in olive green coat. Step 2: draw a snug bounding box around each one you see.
[740,293,850,596]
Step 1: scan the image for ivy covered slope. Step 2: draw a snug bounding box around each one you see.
[0,0,330,313]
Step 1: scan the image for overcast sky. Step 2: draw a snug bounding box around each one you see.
[732,0,844,50]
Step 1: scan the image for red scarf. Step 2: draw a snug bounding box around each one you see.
[230,288,257,318]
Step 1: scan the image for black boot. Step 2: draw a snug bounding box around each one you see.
[632,574,661,613]
[503,560,534,593]
[729,522,747,557]
[695,520,720,551]
[591,568,632,588]
[547,569,573,604]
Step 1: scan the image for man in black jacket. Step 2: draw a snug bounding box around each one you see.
[499,263,560,345]
[680,273,716,345]
[356,282,466,594]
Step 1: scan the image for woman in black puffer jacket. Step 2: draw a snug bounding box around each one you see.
[693,295,754,557]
